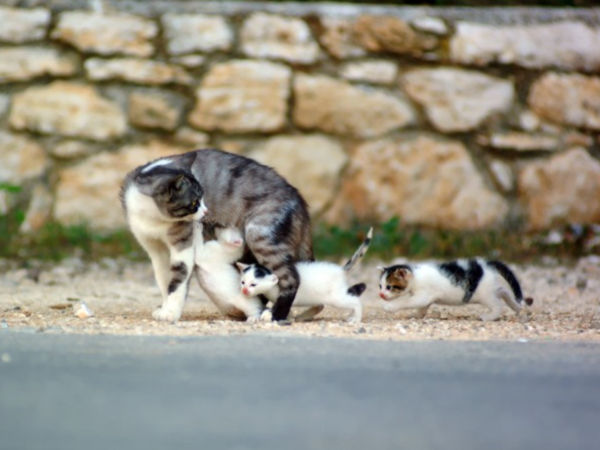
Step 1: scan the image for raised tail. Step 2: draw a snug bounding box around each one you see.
[486,260,533,305]
[342,227,373,272]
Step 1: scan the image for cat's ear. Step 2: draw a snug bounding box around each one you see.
[236,262,249,272]
[269,274,279,285]
[172,174,186,191]
[377,265,387,272]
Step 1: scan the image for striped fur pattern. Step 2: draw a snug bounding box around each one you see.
[378,258,533,321]
[236,227,372,323]
[121,158,207,322]
[122,149,313,322]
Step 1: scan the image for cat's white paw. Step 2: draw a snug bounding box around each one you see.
[260,309,273,322]
[152,306,181,323]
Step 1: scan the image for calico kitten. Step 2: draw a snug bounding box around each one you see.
[378,259,533,321]
[237,228,373,323]
[194,225,265,322]
[125,149,313,322]
[121,156,207,322]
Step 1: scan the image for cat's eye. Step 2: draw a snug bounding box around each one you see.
[386,285,391,290]
[250,283,257,287]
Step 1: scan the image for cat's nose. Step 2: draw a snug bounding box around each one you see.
[379,292,387,300]
[242,287,249,295]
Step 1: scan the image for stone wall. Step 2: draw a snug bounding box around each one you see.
[1,1,600,233]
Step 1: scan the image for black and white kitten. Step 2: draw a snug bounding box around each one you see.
[237,228,373,323]
[121,158,207,322]
[378,259,533,321]
[122,149,313,322]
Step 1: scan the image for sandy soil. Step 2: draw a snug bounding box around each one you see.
[1,256,599,341]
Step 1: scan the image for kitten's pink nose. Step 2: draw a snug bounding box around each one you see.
[242,287,250,296]
[379,292,387,300]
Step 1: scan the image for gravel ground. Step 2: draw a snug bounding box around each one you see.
[1,256,599,341]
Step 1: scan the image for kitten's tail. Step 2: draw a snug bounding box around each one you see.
[342,227,373,272]
[487,260,533,306]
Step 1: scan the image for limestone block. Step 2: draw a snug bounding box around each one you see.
[325,134,508,229]
[241,13,320,64]
[128,90,182,131]
[352,15,437,56]
[0,6,49,43]
[489,159,514,193]
[319,17,366,59]
[174,127,210,148]
[53,141,189,230]
[0,46,79,83]
[171,54,206,68]
[162,14,232,55]
[51,11,157,57]
[518,148,600,229]
[477,132,560,152]
[403,68,514,132]
[293,74,414,138]
[450,21,600,72]
[85,57,193,85]
[0,131,48,185]
[49,140,99,160]
[20,183,53,234]
[189,60,291,133]
[528,73,600,130]
[340,60,398,85]
[9,81,126,141]
[248,134,347,216]
[411,16,448,36]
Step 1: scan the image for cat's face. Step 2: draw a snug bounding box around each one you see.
[136,170,205,220]
[378,265,413,300]
[237,263,279,296]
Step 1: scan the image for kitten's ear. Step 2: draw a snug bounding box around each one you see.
[236,262,249,272]
[397,268,412,279]
[377,265,387,272]
[270,274,279,284]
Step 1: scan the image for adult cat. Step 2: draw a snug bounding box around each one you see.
[122,149,313,322]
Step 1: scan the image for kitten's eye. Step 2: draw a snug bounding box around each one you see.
[241,281,245,286]
[250,283,256,287]
[386,285,391,290]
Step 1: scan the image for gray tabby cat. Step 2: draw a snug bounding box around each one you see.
[121,149,313,322]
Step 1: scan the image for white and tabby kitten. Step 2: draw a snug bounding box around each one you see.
[237,228,373,323]
[194,225,265,322]
[124,149,313,322]
[121,159,207,322]
[378,259,533,321]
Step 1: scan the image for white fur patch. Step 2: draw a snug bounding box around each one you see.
[142,158,173,173]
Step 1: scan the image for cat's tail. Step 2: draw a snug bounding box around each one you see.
[487,260,533,306]
[342,227,373,272]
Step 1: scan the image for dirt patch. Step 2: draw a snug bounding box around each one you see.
[1,256,599,341]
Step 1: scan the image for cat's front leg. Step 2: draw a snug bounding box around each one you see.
[153,222,197,323]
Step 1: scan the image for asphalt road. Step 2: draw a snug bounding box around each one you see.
[1,331,599,450]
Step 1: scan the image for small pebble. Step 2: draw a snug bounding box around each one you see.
[74,302,94,319]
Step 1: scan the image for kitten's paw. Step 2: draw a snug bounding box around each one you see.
[152,306,181,323]
[260,309,273,322]
[246,313,261,323]
[479,312,501,322]
[346,315,362,324]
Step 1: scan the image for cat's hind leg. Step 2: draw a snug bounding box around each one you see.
[478,294,504,321]
[293,305,325,322]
